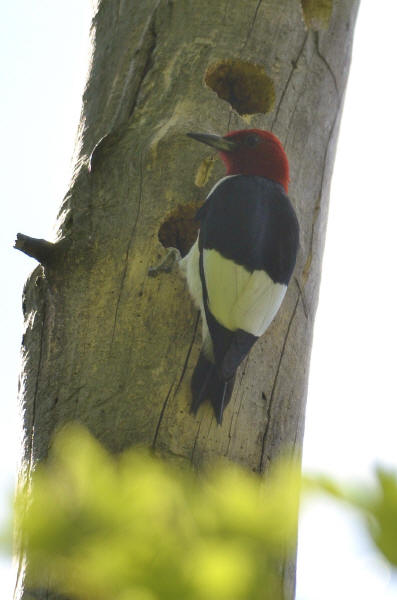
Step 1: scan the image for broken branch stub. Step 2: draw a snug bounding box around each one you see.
[14,234,60,266]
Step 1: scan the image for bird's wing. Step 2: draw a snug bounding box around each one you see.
[196,175,298,378]
[198,175,297,336]
[202,248,287,337]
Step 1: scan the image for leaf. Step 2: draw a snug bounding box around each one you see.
[12,426,301,600]
[368,468,397,567]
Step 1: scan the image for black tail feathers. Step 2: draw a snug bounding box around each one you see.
[191,352,235,425]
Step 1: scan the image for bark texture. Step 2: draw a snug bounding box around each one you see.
[16,0,360,598]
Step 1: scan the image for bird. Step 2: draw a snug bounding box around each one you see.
[180,129,299,425]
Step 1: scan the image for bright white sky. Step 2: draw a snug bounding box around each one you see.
[1,1,396,599]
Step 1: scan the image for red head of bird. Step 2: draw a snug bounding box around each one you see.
[187,129,289,193]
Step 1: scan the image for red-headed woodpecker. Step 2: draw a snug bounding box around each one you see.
[180,129,299,425]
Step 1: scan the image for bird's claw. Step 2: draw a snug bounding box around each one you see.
[148,247,181,277]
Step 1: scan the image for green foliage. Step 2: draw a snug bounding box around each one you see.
[307,467,397,569]
[13,426,301,600]
[369,469,397,566]
[8,426,396,600]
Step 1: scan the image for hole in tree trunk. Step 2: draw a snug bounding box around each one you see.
[205,59,275,116]
[300,0,333,30]
[158,202,202,257]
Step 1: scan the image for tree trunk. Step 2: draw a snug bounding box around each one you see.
[15,0,360,598]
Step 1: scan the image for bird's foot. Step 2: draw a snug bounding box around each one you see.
[148,247,181,277]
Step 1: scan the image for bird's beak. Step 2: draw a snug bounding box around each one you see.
[187,132,237,152]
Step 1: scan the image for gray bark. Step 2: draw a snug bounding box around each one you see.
[16,0,360,598]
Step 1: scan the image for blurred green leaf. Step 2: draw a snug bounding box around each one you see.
[12,425,301,600]
[10,425,397,598]
[368,468,397,567]
[306,467,397,570]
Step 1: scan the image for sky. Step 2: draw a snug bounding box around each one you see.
[1,1,397,599]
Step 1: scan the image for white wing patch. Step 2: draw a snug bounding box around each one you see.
[179,238,202,310]
[179,238,213,359]
[203,249,287,337]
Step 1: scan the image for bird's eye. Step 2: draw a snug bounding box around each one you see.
[244,134,260,147]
